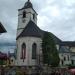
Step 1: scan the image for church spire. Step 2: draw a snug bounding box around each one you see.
[23,0,33,8]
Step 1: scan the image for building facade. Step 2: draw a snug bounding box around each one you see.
[15,0,42,66]
[59,46,71,66]
[60,42,75,66]
[15,0,75,67]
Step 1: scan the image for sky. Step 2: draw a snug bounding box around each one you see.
[0,0,75,43]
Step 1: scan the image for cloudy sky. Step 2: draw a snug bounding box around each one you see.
[0,0,75,43]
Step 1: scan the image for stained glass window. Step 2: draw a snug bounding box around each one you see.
[21,43,26,59]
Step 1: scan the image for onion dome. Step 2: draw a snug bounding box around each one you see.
[24,0,33,8]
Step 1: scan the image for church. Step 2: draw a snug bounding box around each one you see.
[14,0,75,68]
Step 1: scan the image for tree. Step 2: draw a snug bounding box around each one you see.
[42,32,60,67]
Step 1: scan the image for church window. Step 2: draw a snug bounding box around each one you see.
[32,43,37,59]
[72,60,74,65]
[64,57,66,61]
[61,60,64,65]
[21,43,26,59]
[23,11,26,18]
[33,14,35,20]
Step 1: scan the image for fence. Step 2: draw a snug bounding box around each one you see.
[0,66,72,75]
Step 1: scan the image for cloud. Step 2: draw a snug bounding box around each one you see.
[0,0,75,43]
[37,0,75,41]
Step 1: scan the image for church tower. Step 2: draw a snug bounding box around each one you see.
[15,0,43,66]
[15,0,62,68]
[17,0,37,37]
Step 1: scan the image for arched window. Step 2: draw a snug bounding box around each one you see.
[23,11,26,18]
[21,43,26,60]
[64,57,66,61]
[32,43,37,59]
[33,14,35,20]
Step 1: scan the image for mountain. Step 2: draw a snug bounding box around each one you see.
[0,42,16,46]
[0,42,16,53]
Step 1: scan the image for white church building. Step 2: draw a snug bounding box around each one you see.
[14,0,73,67]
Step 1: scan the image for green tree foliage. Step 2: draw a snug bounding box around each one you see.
[0,60,4,65]
[42,32,60,67]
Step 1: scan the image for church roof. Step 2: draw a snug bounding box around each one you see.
[17,21,61,44]
[17,21,44,38]
[60,41,75,47]
[48,32,61,44]
[0,22,6,33]
[59,46,71,53]
[24,0,33,9]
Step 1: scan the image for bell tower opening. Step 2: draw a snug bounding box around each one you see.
[23,11,26,18]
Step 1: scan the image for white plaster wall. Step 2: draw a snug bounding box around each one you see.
[59,53,71,66]
[71,56,75,60]
[15,37,42,66]
[70,47,75,52]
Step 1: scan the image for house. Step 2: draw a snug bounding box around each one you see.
[60,41,75,65]
[59,46,71,66]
